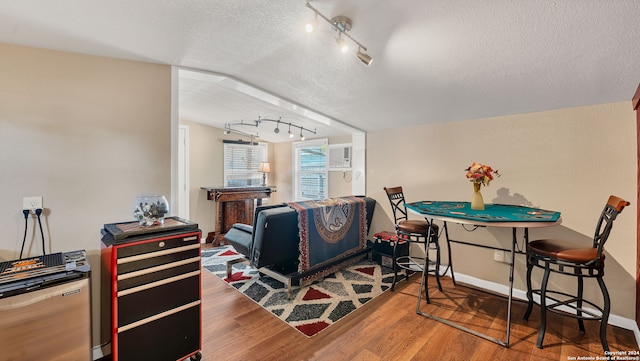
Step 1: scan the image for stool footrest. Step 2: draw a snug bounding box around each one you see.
[396,256,437,273]
[530,289,605,320]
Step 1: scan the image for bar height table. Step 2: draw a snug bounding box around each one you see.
[405,201,562,347]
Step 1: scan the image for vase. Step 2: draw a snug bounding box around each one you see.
[133,195,169,226]
[471,183,484,210]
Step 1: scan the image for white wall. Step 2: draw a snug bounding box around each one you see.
[367,101,637,320]
[0,43,172,351]
[179,119,223,237]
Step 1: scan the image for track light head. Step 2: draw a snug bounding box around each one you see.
[336,36,349,53]
[223,130,230,135]
[357,49,373,66]
[305,16,318,33]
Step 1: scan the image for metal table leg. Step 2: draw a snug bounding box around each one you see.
[415,227,527,348]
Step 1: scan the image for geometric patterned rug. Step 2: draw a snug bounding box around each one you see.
[201,245,396,337]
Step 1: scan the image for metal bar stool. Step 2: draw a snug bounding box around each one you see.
[384,186,454,303]
[523,195,629,351]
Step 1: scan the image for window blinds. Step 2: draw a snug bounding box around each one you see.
[223,141,268,187]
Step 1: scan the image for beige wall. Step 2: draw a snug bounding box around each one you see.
[367,101,637,320]
[0,43,171,351]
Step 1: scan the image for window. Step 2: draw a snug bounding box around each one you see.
[223,141,268,187]
[293,139,327,200]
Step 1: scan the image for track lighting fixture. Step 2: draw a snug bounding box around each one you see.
[223,116,316,141]
[305,2,373,66]
[223,124,254,138]
[357,47,373,66]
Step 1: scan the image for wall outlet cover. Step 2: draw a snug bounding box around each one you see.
[23,196,43,210]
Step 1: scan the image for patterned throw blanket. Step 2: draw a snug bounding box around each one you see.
[288,196,367,274]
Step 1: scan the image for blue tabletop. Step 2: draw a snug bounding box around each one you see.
[406,201,561,223]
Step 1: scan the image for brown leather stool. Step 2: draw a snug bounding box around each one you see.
[523,195,629,351]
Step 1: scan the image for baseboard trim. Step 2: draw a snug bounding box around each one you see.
[93,342,111,361]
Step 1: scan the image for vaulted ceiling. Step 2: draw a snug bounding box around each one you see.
[1,1,639,143]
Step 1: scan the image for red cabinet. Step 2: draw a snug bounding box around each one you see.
[101,218,202,361]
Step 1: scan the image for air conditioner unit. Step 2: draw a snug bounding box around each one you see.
[328,144,352,170]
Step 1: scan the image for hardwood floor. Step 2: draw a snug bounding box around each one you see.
[199,261,638,361]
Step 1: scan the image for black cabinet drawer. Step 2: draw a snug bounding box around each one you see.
[117,273,200,327]
[118,304,200,361]
[116,232,200,258]
[116,245,200,275]
[117,260,200,291]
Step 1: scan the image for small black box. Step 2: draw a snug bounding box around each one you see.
[368,238,408,270]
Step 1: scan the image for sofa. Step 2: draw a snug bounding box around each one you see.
[223,196,376,291]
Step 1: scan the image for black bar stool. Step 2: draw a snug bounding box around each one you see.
[523,195,629,351]
[384,186,454,302]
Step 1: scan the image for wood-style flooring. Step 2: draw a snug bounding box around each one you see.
[199,257,638,361]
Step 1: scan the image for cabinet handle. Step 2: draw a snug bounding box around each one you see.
[117,243,200,265]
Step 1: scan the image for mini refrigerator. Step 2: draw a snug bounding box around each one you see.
[0,250,92,361]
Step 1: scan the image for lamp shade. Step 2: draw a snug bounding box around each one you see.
[259,162,271,173]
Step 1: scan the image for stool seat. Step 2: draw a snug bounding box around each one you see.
[397,220,438,235]
[527,239,601,264]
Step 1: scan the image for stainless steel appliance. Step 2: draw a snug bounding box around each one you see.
[0,250,92,361]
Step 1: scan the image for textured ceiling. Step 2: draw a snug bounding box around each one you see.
[1,1,639,143]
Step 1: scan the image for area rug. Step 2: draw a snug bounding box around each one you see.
[201,245,395,337]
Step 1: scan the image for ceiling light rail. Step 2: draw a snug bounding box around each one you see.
[305,2,373,66]
[224,116,317,141]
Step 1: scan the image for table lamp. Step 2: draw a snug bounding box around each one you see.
[259,162,270,186]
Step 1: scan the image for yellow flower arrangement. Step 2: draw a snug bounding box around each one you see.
[465,162,500,186]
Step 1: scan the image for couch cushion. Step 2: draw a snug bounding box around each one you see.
[232,223,253,233]
[224,227,253,257]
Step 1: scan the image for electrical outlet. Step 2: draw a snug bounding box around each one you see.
[23,196,43,211]
[493,250,504,262]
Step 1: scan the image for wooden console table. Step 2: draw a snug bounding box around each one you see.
[201,186,276,243]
